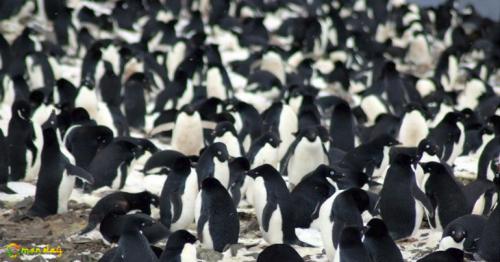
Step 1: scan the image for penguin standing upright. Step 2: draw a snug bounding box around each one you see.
[196,142,230,189]
[280,126,329,189]
[0,129,15,193]
[426,112,465,165]
[28,120,94,217]
[261,102,298,160]
[211,121,244,157]
[247,164,308,246]
[247,131,281,169]
[195,177,239,252]
[6,100,41,181]
[421,162,471,231]
[379,153,433,240]
[363,218,404,262]
[159,154,198,231]
[124,72,148,130]
[398,105,429,147]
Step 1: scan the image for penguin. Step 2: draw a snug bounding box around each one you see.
[195,177,239,252]
[99,213,169,244]
[124,72,148,130]
[0,129,15,193]
[463,179,498,216]
[335,226,372,262]
[28,120,94,217]
[142,150,188,175]
[339,134,399,184]
[397,104,429,147]
[159,153,198,231]
[329,101,356,152]
[108,213,159,262]
[64,125,114,170]
[228,157,250,207]
[247,164,309,246]
[227,100,263,152]
[420,162,470,231]
[196,142,231,189]
[211,121,244,157]
[477,136,500,183]
[363,218,404,262]
[247,131,281,169]
[313,188,371,261]
[261,102,298,160]
[439,215,487,256]
[257,244,304,262]
[81,191,159,234]
[150,105,206,156]
[290,164,339,228]
[86,139,139,191]
[476,204,500,262]
[417,248,464,262]
[426,112,465,165]
[158,230,197,262]
[280,126,329,189]
[379,153,433,240]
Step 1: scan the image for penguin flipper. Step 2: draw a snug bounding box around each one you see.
[411,179,434,217]
[149,122,176,137]
[279,139,299,176]
[65,163,95,184]
[170,191,183,223]
[0,184,16,194]
[262,195,278,232]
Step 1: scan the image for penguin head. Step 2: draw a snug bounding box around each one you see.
[246,164,278,179]
[165,230,197,249]
[71,107,92,125]
[372,134,400,148]
[442,111,463,124]
[446,226,467,243]
[207,142,230,162]
[12,100,31,120]
[212,121,237,137]
[122,213,156,231]
[135,191,160,208]
[391,153,415,166]
[363,218,390,238]
[417,139,439,157]
[261,131,281,148]
[302,126,319,142]
[420,161,448,176]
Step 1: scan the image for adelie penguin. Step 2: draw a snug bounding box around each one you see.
[363,218,404,262]
[291,164,340,228]
[280,126,329,189]
[195,177,239,252]
[313,188,371,261]
[124,72,149,130]
[158,230,197,262]
[476,204,500,262]
[247,131,281,169]
[379,153,433,240]
[6,100,42,182]
[426,111,465,165]
[98,213,169,244]
[247,164,311,246]
[0,129,15,194]
[439,215,487,257]
[159,153,198,231]
[334,226,372,262]
[210,121,244,157]
[100,213,159,262]
[196,142,231,189]
[420,162,470,231]
[257,244,304,262]
[81,191,159,235]
[261,102,298,160]
[28,118,95,217]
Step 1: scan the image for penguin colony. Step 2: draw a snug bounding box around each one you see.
[0,0,499,261]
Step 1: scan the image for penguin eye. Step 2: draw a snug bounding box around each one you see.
[217,151,222,155]
[330,171,335,175]
[269,138,274,142]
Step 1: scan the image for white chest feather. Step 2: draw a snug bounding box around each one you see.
[172,113,204,156]
[398,111,428,147]
[171,172,199,231]
[252,143,279,169]
[213,158,229,189]
[288,138,327,186]
[206,67,227,100]
[214,132,241,157]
